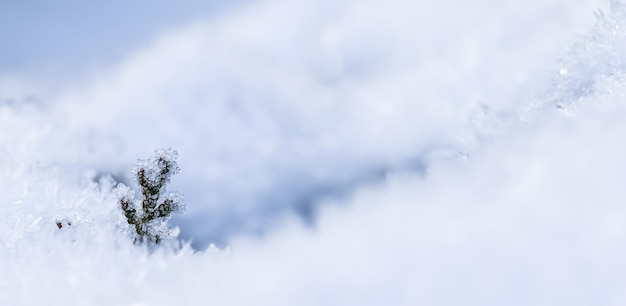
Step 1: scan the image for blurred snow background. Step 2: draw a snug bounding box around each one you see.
[3,0,626,304]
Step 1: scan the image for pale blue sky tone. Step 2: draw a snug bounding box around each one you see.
[0,0,244,77]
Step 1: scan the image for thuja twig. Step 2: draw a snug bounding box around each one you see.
[115,148,185,244]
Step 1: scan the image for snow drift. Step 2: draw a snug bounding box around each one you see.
[2,0,626,305]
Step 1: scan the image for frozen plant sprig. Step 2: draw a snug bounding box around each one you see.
[115,148,185,244]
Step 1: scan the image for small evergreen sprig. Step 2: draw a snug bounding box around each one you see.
[115,148,185,244]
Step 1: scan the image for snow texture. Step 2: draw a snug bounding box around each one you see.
[3,0,626,305]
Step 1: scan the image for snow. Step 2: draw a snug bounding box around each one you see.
[1,0,625,305]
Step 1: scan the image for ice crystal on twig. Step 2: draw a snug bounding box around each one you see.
[115,148,185,244]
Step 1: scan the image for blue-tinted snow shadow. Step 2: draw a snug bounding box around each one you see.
[170,150,450,250]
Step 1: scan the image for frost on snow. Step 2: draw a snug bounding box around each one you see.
[115,148,185,244]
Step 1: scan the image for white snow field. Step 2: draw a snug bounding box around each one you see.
[3,0,626,304]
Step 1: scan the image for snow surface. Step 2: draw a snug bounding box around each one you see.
[2,0,626,304]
